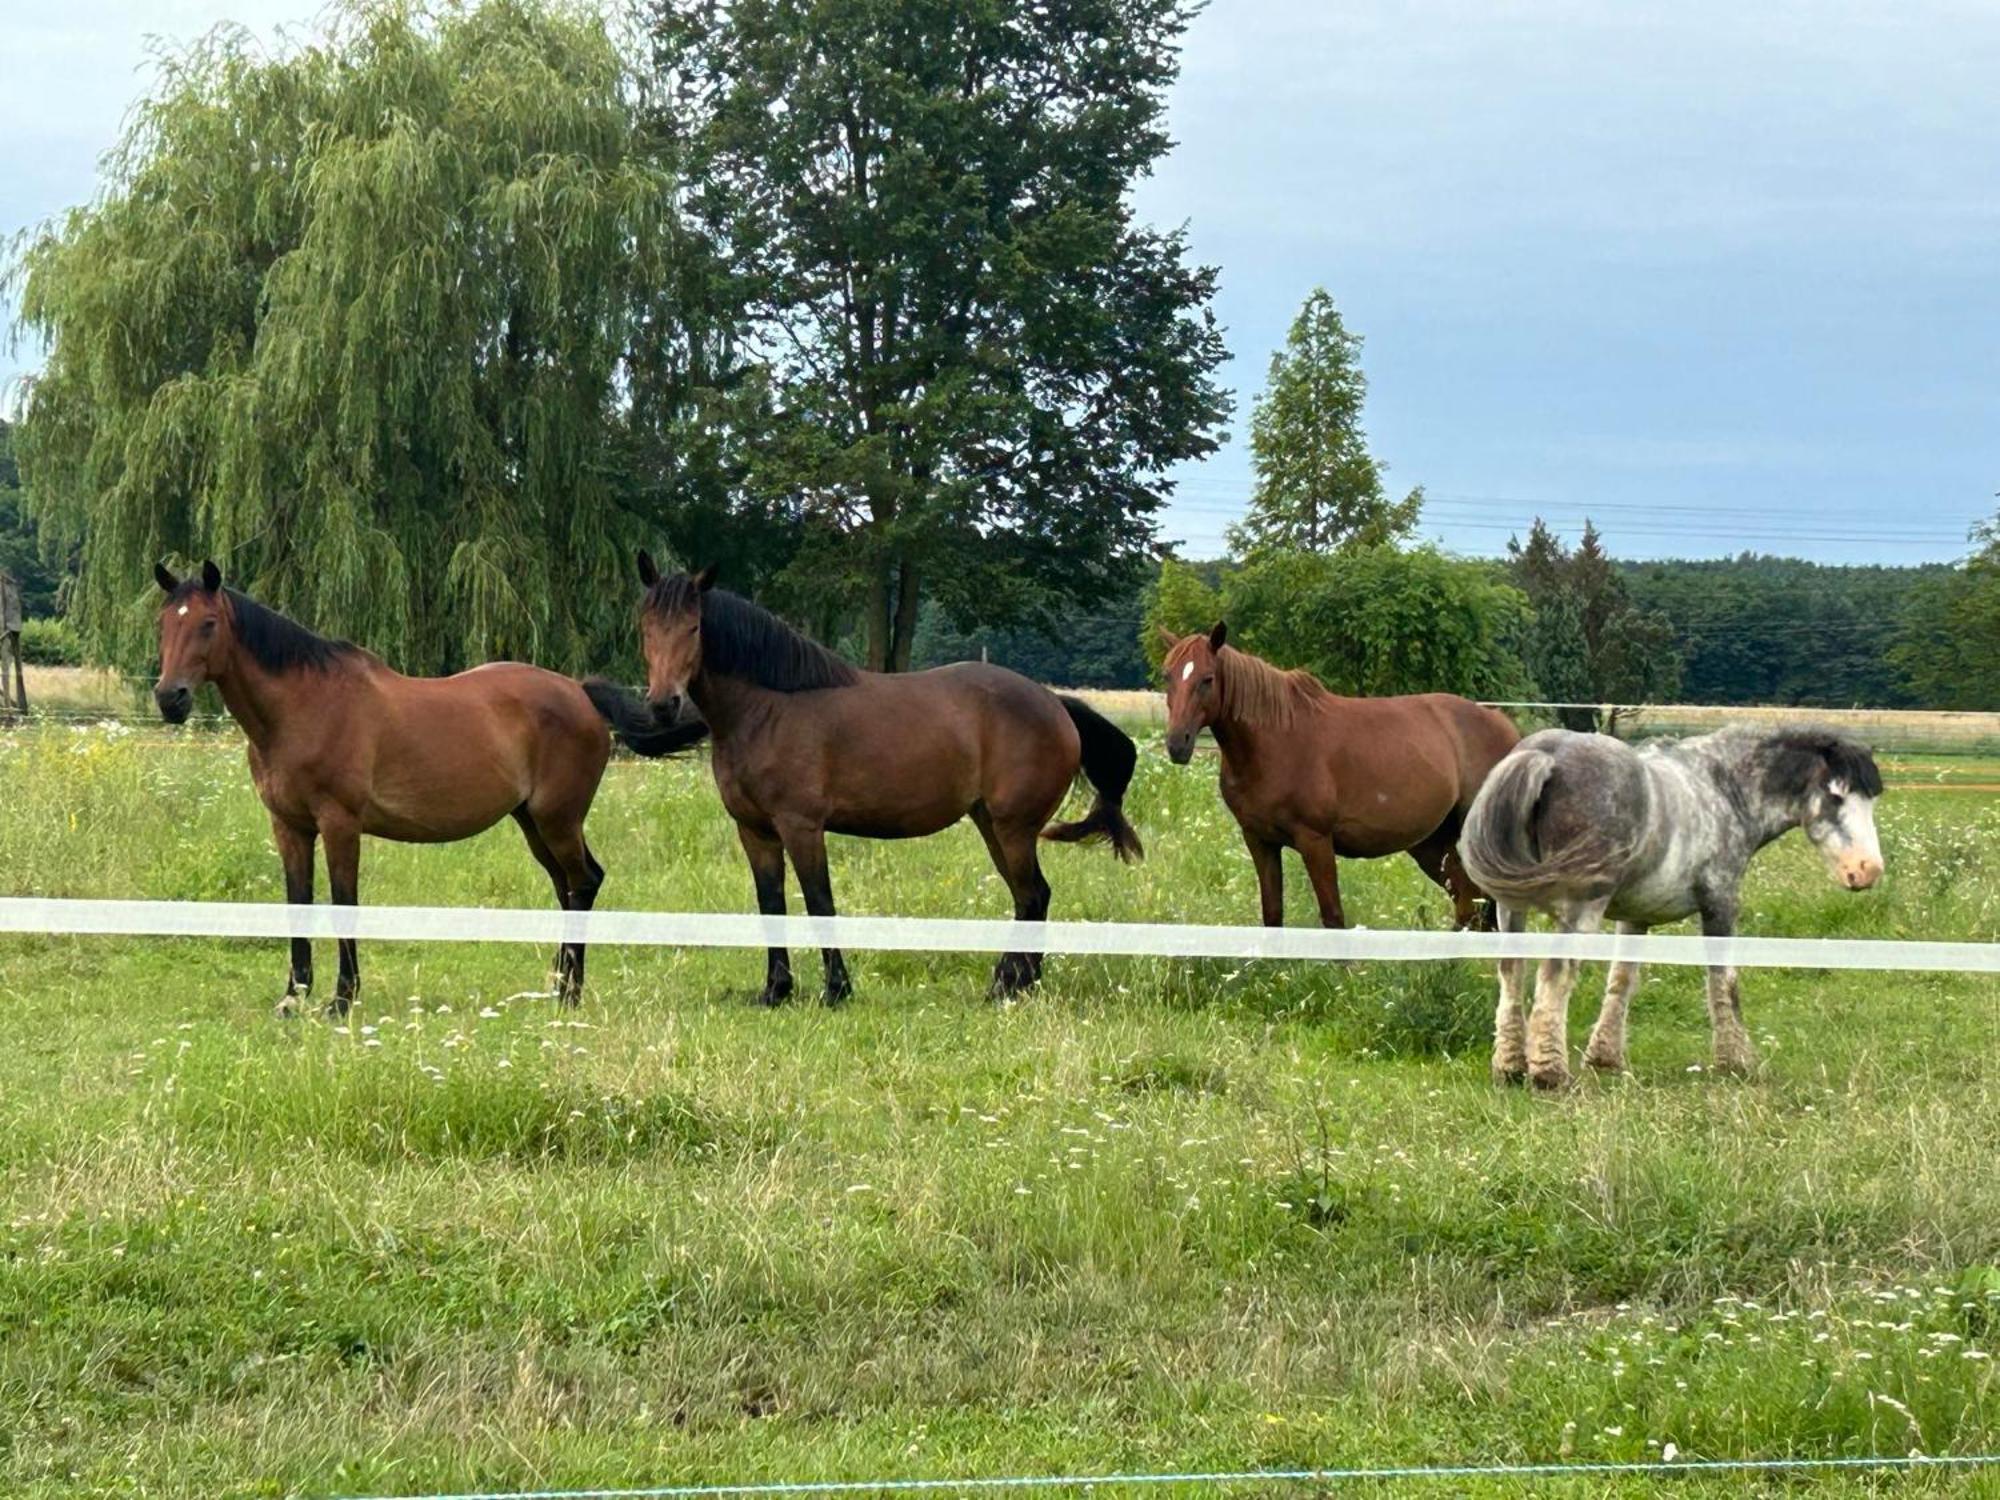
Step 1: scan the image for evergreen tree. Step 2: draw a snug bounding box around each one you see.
[1229,289,1420,555]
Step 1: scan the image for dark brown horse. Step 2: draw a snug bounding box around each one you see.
[1160,623,1519,928]
[152,560,702,1014]
[597,555,1142,1003]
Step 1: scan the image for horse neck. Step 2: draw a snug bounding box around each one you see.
[1209,654,1301,757]
[686,667,765,740]
[1702,737,1805,850]
[209,645,325,749]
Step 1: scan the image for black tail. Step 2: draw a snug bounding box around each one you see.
[1042,694,1144,863]
[582,678,710,759]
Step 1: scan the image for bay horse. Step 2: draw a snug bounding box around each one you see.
[1159,623,1519,928]
[1459,724,1884,1090]
[599,555,1142,1004]
[152,560,704,1014]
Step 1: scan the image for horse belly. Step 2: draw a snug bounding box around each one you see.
[362,739,528,841]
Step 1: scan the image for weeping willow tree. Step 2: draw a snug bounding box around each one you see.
[11,0,712,672]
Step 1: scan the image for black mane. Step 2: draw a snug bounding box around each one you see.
[646,576,859,693]
[1759,726,1885,800]
[171,583,357,674]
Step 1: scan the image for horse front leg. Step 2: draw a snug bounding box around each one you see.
[1700,904,1756,1075]
[1527,898,1607,1092]
[1583,921,1647,1074]
[322,819,362,1018]
[1491,902,1529,1084]
[779,823,850,1006]
[1243,831,1284,927]
[1294,832,1347,929]
[738,823,794,1007]
[272,817,316,1019]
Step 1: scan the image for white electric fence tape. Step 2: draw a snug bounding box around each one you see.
[3,898,1998,973]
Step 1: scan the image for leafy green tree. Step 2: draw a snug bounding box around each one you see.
[1891,519,2000,709]
[12,0,718,673]
[0,421,70,619]
[651,0,1231,671]
[1142,547,1533,699]
[1141,557,1227,674]
[1508,519,1681,723]
[1228,289,1420,556]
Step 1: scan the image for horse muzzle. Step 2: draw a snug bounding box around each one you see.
[1165,732,1196,766]
[155,684,194,724]
[1837,856,1884,891]
[649,692,684,726]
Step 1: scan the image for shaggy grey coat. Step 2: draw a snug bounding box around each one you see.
[1459,724,1884,1089]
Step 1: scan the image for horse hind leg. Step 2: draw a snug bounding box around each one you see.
[971,804,1052,997]
[1525,898,1607,1092]
[1491,902,1529,1085]
[515,805,603,1006]
[513,808,576,995]
[1582,921,1646,1074]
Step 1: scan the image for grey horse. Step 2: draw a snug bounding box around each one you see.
[1458,724,1885,1090]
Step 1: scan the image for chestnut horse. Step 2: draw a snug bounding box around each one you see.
[597,556,1142,1004]
[1160,623,1519,928]
[152,560,703,1014]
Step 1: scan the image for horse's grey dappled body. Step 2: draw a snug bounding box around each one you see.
[1459,725,1885,1090]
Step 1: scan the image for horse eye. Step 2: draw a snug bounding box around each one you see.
[199,619,218,636]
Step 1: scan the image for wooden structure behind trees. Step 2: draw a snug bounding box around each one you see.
[0,569,24,717]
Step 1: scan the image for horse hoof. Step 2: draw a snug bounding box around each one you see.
[1583,1049,1626,1074]
[1712,1051,1758,1078]
[823,984,852,1009]
[1491,1063,1526,1087]
[1528,1066,1574,1094]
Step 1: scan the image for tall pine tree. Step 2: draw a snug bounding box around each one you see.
[1229,289,1420,555]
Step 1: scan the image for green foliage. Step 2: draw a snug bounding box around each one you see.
[1155,546,1534,699]
[1229,289,1420,556]
[1509,520,1681,725]
[912,583,1150,688]
[1625,556,1942,708]
[1890,519,2000,709]
[1140,557,1227,674]
[651,0,1231,670]
[17,618,81,666]
[11,0,715,675]
[0,421,69,619]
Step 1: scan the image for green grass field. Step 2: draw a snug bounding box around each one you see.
[1,722,1997,1498]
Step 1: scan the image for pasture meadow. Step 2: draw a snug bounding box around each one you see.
[0,723,1996,1497]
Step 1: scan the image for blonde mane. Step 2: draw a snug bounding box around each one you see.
[1166,637,1325,729]
[1220,646,1327,727]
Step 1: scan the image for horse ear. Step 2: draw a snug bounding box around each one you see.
[1208,620,1228,651]
[200,560,223,593]
[155,562,180,594]
[637,550,660,587]
[1156,624,1179,648]
[693,563,719,593]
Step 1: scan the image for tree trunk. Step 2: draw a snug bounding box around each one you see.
[865,560,892,671]
[889,558,921,673]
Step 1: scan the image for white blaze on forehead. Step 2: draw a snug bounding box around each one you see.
[176,605,189,617]
[1841,793,1883,866]
[1180,660,1194,681]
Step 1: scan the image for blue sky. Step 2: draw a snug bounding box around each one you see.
[6,0,1997,563]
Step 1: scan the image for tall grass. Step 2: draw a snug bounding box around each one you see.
[0,724,1995,1498]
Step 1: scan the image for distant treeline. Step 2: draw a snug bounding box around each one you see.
[918,552,1967,709]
